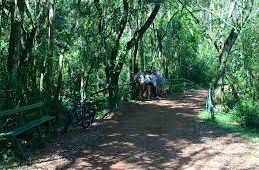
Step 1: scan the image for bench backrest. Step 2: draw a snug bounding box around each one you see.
[0,102,44,132]
[0,102,44,118]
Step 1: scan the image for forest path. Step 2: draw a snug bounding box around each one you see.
[23,90,258,170]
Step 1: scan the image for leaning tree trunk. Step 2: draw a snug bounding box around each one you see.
[105,1,161,111]
[213,28,238,104]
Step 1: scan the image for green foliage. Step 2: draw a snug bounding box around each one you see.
[198,111,259,142]
[222,89,258,128]
[0,148,16,167]
[0,0,258,163]
[232,99,259,127]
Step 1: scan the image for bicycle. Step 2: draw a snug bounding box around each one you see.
[63,100,96,133]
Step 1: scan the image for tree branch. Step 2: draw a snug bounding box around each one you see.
[110,0,129,61]
[126,2,161,50]
[205,34,220,53]
[116,2,161,72]
[198,5,237,30]
[175,0,200,24]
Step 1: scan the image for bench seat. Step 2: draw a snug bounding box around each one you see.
[0,116,55,139]
[0,102,56,158]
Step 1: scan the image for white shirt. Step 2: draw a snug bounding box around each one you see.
[144,74,151,83]
[139,75,144,84]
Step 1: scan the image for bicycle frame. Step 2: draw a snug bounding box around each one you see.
[63,100,96,133]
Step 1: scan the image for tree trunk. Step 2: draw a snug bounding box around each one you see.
[46,0,55,96]
[130,43,139,99]
[104,0,129,111]
[80,72,85,102]
[214,28,238,103]
[7,0,25,105]
[139,39,145,71]
[0,0,5,37]
[7,0,24,84]
[133,43,139,74]
[107,72,120,111]
[85,66,93,91]
[18,26,37,103]
[54,49,64,102]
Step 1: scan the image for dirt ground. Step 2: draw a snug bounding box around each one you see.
[19,90,258,170]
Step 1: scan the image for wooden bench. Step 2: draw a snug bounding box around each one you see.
[0,102,56,158]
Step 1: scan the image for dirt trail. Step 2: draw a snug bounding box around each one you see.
[22,90,258,170]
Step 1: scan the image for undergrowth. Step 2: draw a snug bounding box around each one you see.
[198,111,259,143]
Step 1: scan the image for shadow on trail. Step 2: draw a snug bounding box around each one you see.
[22,90,257,170]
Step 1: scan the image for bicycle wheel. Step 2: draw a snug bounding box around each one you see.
[63,108,78,133]
[80,109,95,128]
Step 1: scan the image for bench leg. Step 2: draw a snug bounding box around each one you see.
[50,120,57,135]
[10,136,26,159]
[36,126,42,139]
[45,121,50,135]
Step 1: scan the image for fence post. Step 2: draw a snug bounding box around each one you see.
[0,120,3,132]
[207,86,215,120]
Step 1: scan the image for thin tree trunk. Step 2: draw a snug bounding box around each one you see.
[130,42,139,99]
[133,43,139,73]
[85,66,93,90]
[54,49,65,102]
[80,72,85,101]
[0,0,5,37]
[46,0,55,96]
[139,39,145,71]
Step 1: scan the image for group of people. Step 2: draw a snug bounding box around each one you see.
[134,69,165,100]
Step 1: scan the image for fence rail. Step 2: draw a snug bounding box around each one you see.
[164,78,195,93]
[1,78,196,114]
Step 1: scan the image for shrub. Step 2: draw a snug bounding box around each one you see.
[223,90,238,109]
[234,99,259,127]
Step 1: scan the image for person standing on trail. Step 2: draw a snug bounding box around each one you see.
[134,71,145,100]
[150,71,160,99]
[144,71,152,99]
[154,70,165,97]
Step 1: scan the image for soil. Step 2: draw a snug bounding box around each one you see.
[18,90,258,170]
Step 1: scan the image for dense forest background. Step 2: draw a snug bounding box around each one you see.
[0,0,258,126]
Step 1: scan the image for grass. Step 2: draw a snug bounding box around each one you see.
[198,111,259,143]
